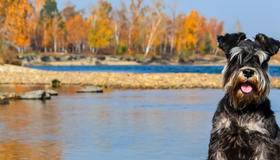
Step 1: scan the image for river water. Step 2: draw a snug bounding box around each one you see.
[29,65,280,76]
[0,88,280,160]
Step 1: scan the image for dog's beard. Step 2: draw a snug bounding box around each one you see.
[224,69,270,110]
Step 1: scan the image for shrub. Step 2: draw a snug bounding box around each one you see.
[52,79,61,88]
[116,45,127,55]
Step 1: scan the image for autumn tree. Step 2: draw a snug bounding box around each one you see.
[154,14,170,57]
[167,1,178,56]
[0,0,11,53]
[30,0,46,13]
[63,5,89,53]
[0,0,225,60]
[4,0,33,52]
[127,0,146,54]
[112,2,129,55]
[62,5,79,20]
[40,0,65,52]
[143,0,165,57]
[206,18,224,50]
[175,10,204,56]
[109,2,224,58]
[88,0,113,54]
[65,14,89,53]
[0,0,11,30]
[28,0,46,51]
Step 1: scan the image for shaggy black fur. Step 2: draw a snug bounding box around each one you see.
[208,33,280,160]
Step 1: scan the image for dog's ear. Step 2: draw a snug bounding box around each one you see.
[255,33,280,56]
[217,32,246,58]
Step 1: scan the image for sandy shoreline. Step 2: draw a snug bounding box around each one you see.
[1,65,280,89]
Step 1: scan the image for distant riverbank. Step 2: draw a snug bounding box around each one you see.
[19,54,227,66]
[18,54,280,67]
[2,65,280,89]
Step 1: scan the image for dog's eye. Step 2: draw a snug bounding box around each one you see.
[261,61,269,70]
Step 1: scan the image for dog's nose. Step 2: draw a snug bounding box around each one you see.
[243,69,254,78]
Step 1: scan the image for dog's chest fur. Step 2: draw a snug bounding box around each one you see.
[208,97,280,160]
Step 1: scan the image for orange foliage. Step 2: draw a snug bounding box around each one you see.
[88,0,113,51]
[127,0,145,53]
[175,10,223,55]
[176,10,204,53]
[4,0,33,50]
[65,14,89,45]
[42,19,52,49]
[0,0,224,57]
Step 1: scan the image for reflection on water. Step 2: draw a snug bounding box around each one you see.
[0,88,279,160]
[0,140,61,160]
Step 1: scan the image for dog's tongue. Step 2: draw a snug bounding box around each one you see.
[241,85,253,94]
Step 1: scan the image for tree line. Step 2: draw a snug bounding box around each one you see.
[0,0,224,59]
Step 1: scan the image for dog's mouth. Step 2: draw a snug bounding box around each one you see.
[240,84,253,94]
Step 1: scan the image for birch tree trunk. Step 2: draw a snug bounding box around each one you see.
[54,37,57,53]
[144,17,162,57]
[128,25,132,54]
[114,22,120,54]
[170,33,175,56]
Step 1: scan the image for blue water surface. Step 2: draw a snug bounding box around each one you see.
[29,65,280,76]
[0,88,280,160]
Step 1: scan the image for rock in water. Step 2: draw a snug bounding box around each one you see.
[0,96,9,105]
[19,90,51,100]
[45,89,58,96]
[0,92,17,99]
[77,86,103,93]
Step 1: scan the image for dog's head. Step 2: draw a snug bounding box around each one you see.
[218,33,280,109]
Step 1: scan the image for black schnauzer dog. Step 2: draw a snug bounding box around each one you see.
[208,33,280,160]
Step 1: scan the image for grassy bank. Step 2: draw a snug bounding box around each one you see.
[1,65,280,89]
